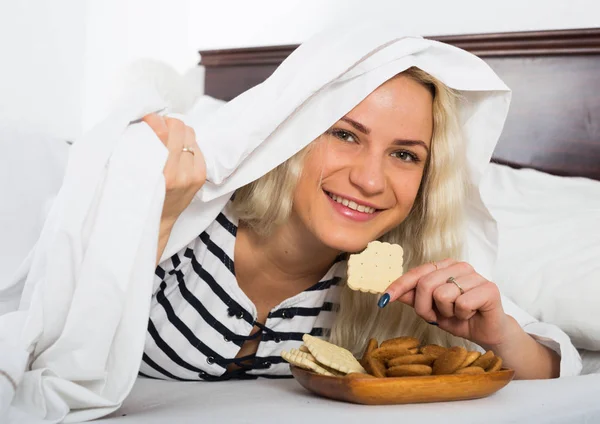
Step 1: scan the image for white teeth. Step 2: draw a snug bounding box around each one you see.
[329,193,376,214]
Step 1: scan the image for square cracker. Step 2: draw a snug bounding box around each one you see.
[303,334,367,374]
[281,350,336,376]
[347,241,404,294]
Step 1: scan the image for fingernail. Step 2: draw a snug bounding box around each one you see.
[427,321,439,326]
[377,293,390,308]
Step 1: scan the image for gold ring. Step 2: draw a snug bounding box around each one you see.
[182,146,195,156]
[446,276,464,295]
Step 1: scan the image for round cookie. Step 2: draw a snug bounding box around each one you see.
[371,345,412,362]
[432,346,468,375]
[388,354,435,367]
[486,356,503,372]
[360,338,379,367]
[458,351,482,369]
[455,366,485,375]
[365,354,388,378]
[386,364,433,377]
[420,344,447,359]
[380,336,420,350]
[472,350,495,370]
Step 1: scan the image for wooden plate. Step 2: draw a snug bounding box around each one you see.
[290,365,514,405]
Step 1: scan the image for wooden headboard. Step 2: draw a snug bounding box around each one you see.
[199,28,600,181]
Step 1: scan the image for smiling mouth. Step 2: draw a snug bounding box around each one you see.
[325,191,379,214]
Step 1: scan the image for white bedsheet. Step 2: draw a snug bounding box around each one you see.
[75,375,600,423]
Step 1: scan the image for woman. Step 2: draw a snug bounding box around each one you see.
[139,66,563,382]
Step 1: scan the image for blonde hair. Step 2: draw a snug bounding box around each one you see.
[232,67,472,355]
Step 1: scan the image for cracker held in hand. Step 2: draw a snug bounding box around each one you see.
[347,241,404,294]
[303,334,367,374]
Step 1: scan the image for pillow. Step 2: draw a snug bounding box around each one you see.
[580,349,600,375]
[187,94,226,119]
[0,124,69,284]
[480,163,600,350]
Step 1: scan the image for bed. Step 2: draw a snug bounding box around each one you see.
[96,27,600,423]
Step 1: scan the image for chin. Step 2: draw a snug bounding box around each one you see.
[318,231,373,253]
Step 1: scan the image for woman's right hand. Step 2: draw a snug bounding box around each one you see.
[142,113,206,263]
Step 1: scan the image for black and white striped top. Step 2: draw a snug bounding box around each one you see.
[139,203,347,381]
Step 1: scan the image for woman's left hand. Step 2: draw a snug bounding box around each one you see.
[381,259,513,348]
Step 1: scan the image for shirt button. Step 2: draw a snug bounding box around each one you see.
[263,361,272,368]
[206,356,215,365]
[223,335,229,342]
[281,310,289,319]
[236,311,244,319]
[274,336,282,343]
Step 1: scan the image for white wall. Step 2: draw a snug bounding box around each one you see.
[1,0,598,141]
[0,0,87,141]
[190,0,600,50]
[80,0,199,132]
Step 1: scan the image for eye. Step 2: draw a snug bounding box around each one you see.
[329,129,357,143]
[392,150,420,163]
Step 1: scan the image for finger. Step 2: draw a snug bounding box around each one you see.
[432,273,486,318]
[384,258,455,304]
[142,113,169,145]
[454,281,501,321]
[163,118,186,177]
[165,117,186,151]
[413,261,475,322]
[183,127,208,187]
[396,289,415,307]
[179,125,196,165]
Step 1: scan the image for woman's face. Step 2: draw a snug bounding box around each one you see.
[292,75,433,253]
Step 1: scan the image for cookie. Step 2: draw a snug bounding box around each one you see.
[280,350,335,376]
[371,345,412,362]
[386,364,433,377]
[486,356,503,372]
[432,346,468,375]
[303,334,366,374]
[360,338,379,368]
[387,354,436,367]
[455,366,485,375]
[290,348,315,360]
[458,351,482,369]
[380,336,420,350]
[420,344,447,359]
[364,354,387,378]
[471,350,495,370]
[347,241,404,294]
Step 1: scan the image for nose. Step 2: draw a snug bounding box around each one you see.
[349,150,386,195]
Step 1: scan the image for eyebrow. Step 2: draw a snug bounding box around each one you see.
[340,116,430,153]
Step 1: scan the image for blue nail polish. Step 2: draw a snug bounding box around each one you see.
[427,321,439,326]
[378,293,390,308]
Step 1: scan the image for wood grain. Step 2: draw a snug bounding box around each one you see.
[290,365,515,405]
[198,28,600,181]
